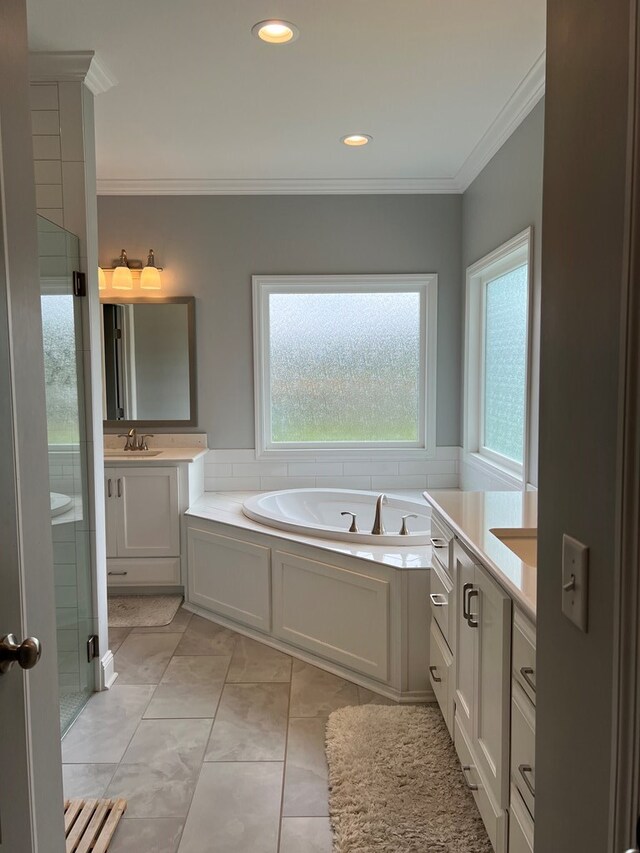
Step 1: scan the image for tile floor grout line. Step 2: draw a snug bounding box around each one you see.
[276,658,294,852]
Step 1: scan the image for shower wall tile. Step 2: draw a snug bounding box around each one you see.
[30,83,59,110]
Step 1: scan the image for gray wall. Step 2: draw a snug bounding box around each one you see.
[98,195,462,449]
[462,100,545,486]
[536,0,631,849]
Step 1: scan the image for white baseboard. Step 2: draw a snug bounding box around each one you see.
[182,601,434,704]
[100,649,118,689]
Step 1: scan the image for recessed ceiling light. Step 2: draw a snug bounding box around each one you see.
[252,20,299,44]
[341,134,373,147]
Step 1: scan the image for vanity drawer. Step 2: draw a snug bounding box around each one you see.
[429,619,453,735]
[509,785,534,853]
[513,608,537,705]
[430,560,453,653]
[511,681,536,819]
[107,557,181,586]
[430,512,454,576]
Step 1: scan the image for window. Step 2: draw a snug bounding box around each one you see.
[464,229,531,482]
[253,275,438,455]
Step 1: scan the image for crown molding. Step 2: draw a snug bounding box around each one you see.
[29,51,117,95]
[454,50,546,192]
[85,56,118,96]
[96,176,460,195]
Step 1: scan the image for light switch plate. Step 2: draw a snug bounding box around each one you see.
[562,534,589,632]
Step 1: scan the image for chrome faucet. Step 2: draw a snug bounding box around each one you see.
[118,428,137,451]
[371,493,387,535]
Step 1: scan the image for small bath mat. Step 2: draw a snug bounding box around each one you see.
[326,704,492,852]
[108,595,183,628]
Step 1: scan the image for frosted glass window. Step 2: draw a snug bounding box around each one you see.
[268,291,422,444]
[482,264,528,463]
[41,295,80,445]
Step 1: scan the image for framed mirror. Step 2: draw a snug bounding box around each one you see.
[101,296,196,427]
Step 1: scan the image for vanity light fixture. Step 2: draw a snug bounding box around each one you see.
[101,248,164,293]
[252,19,299,44]
[341,134,373,147]
[111,249,133,291]
[140,249,162,291]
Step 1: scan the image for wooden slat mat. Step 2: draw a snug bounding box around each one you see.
[64,798,127,852]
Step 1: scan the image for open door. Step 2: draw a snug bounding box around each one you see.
[0,1,66,850]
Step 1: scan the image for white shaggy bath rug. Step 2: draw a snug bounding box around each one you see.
[108,595,183,628]
[325,705,493,853]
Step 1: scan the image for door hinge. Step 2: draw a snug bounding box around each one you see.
[73,270,87,297]
[86,634,99,663]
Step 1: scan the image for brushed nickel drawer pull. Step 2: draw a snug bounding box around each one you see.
[107,478,112,498]
[462,765,478,791]
[117,478,122,498]
[518,763,535,798]
[429,665,442,683]
[430,593,447,607]
[108,570,128,576]
[520,666,536,693]
[467,588,479,628]
[430,537,447,549]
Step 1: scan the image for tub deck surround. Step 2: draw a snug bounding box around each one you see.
[187,491,433,570]
[423,489,538,620]
[184,489,434,703]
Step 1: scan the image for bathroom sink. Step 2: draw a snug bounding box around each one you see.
[103,449,163,458]
[489,528,537,567]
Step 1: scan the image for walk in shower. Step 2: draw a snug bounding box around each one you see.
[38,215,96,733]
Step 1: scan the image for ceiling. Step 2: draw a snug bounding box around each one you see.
[26,0,546,194]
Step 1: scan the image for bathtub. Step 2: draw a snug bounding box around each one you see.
[242,488,430,545]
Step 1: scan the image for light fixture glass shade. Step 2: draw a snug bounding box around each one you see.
[98,267,106,291]
[112,264,133,291]
[140,265,161,291]
[140,248,162,291]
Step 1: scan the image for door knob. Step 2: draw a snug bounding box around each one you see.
[0,634,42,675]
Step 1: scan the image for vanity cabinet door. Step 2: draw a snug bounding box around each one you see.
[474,562,511,809]
[117,467,180,558]
[454,543,477,740]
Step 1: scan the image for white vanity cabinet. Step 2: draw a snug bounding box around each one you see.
[453,539,512,852]
[105,465,181,587]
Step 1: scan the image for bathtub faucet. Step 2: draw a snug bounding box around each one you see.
[371,493,387,535]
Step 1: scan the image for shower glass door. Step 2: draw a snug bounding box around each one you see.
[37,215,96,734]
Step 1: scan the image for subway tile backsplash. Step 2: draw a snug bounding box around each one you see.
[203,447,460,492]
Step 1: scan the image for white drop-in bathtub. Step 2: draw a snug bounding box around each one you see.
[242,488,430,545]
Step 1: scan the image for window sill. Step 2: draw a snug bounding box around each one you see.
[463,451,523,490]
[256,446,437,462]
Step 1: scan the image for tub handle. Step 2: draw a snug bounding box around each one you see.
[340,511,358,533]
[400,514,418,535]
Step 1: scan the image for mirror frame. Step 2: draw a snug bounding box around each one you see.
[100,295,197,429]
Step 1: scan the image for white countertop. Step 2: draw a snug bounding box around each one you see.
[423,489,538,621]
[186,491,434,571]
[103,447,208,465]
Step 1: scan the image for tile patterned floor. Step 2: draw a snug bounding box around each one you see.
[62,608,397,853]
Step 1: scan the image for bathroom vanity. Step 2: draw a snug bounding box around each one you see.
[424,490,537,853]
[104,439,206,590]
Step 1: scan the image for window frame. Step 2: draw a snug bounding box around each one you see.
[463,228,533,487]
[252,274,438,459]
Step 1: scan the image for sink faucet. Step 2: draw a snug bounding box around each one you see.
[118,428,137,451]
[371,493,387,535]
